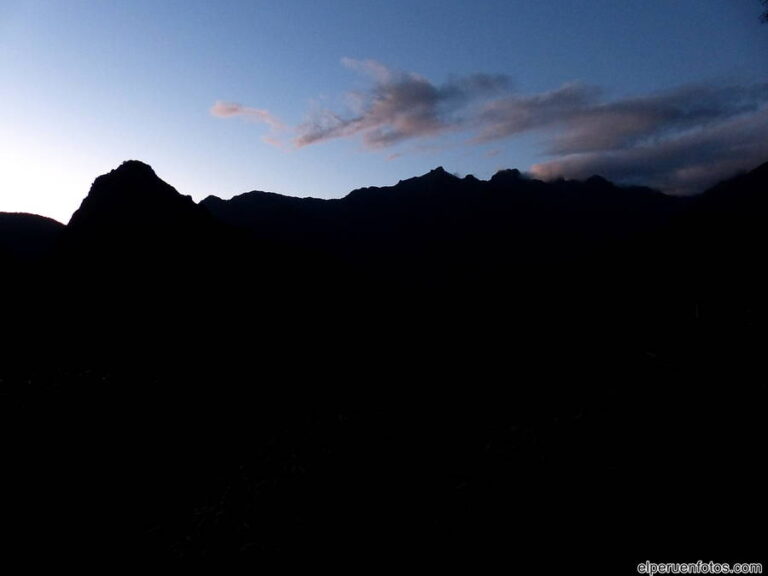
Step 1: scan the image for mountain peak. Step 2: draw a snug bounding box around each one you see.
[404,166,460,187]
[424,166,456,180]
[67,160,203,231]
[490,169,522,186]
[113,159,158,177]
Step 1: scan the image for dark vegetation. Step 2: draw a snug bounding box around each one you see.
[1,160,765,566]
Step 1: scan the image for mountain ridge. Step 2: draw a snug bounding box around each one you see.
[3,159,765,230]
[1,157,765,562]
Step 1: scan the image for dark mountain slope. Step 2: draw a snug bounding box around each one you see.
[1,160,766,564]
[40,161,354,374]
[1,213,65,373]
[662,160,768,343]
[201,166,686,291]
[201,165,691,352]
[0,212,63,261]
[687,159,768,267]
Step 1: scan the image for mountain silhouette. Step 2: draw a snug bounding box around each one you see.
[0,212,63,262]
[65,160,216,259]
[201,163,684,291]
[68,160,197,225]
[2,159,765,563]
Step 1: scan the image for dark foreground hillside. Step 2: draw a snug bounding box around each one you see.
[1,160,765,568]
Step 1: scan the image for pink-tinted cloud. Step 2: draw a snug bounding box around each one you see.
[210,101,284,129]
[210,101,286,147]
[294,58,510,148]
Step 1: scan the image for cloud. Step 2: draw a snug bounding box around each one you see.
[464,78,768,192]
[294,58,510,148]
[547,83,768,155]
[210,101,286,146]
[211,60,768,193]
[340,57,395,83]
[474,82,600,142]
[210,101,284,129]
[529,104,768,193]
[477,81,768,191]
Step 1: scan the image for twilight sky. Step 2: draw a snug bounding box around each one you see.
[1,0,767,222]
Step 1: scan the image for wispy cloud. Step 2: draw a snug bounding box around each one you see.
[506,83,768,156]
[210,101,284,129]
[211,60,768,193]
[473,82,600,143]
[210,101,286,146]
[294,58,510,148]
[530,104,768,193]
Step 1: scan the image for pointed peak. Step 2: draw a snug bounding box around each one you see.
[420,166,459,181]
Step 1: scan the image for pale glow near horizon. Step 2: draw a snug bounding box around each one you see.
[0,148,107,223]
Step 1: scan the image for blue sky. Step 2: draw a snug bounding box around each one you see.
[1,0,767,222]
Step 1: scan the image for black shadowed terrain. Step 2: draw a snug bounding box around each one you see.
[1,160,765,566]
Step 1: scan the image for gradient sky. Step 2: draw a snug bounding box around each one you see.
[2,0,767,222]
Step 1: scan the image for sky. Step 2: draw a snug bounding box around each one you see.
[1,0,767,223]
